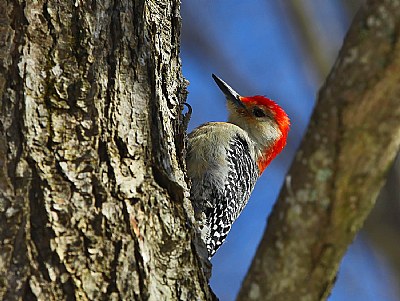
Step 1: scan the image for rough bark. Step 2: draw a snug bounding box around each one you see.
[238,1,400,300]
[363,154,400,290]
[0,0,213,300]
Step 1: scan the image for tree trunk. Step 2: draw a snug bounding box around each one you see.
[238,1,400,300]
[0,1,213,300]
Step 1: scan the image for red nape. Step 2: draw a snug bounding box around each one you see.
[257,133,288,174]
[240,95,290,174]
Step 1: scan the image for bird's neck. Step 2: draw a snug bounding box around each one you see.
[256,135,287,174]
[228,117,288,174]
[242,125,282,174]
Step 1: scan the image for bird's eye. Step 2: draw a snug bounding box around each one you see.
[253,107,266,117]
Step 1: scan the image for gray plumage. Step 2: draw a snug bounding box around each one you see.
[187,122,259,257]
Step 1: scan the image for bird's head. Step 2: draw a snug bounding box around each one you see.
[212,74,290,173]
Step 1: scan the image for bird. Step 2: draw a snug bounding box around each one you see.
[186,74,290,258]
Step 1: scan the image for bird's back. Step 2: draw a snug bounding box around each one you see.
[187,122,259,256]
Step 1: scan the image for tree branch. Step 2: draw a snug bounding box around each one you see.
[238,1,400,300]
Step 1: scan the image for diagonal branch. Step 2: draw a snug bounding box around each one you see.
[238,1,400,300]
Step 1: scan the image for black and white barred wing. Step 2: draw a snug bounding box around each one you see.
[205,135,258,257]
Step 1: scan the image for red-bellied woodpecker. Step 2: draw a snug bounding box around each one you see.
[187,74,290,258]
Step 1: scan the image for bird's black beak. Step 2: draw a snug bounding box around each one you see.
[212,74,246,109]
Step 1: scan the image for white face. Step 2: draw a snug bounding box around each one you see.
[227,101,282,153]
[211,74,285,154]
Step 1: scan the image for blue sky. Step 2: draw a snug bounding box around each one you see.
[180,1,398,300]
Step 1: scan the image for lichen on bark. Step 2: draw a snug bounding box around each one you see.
[238,1,400,300]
